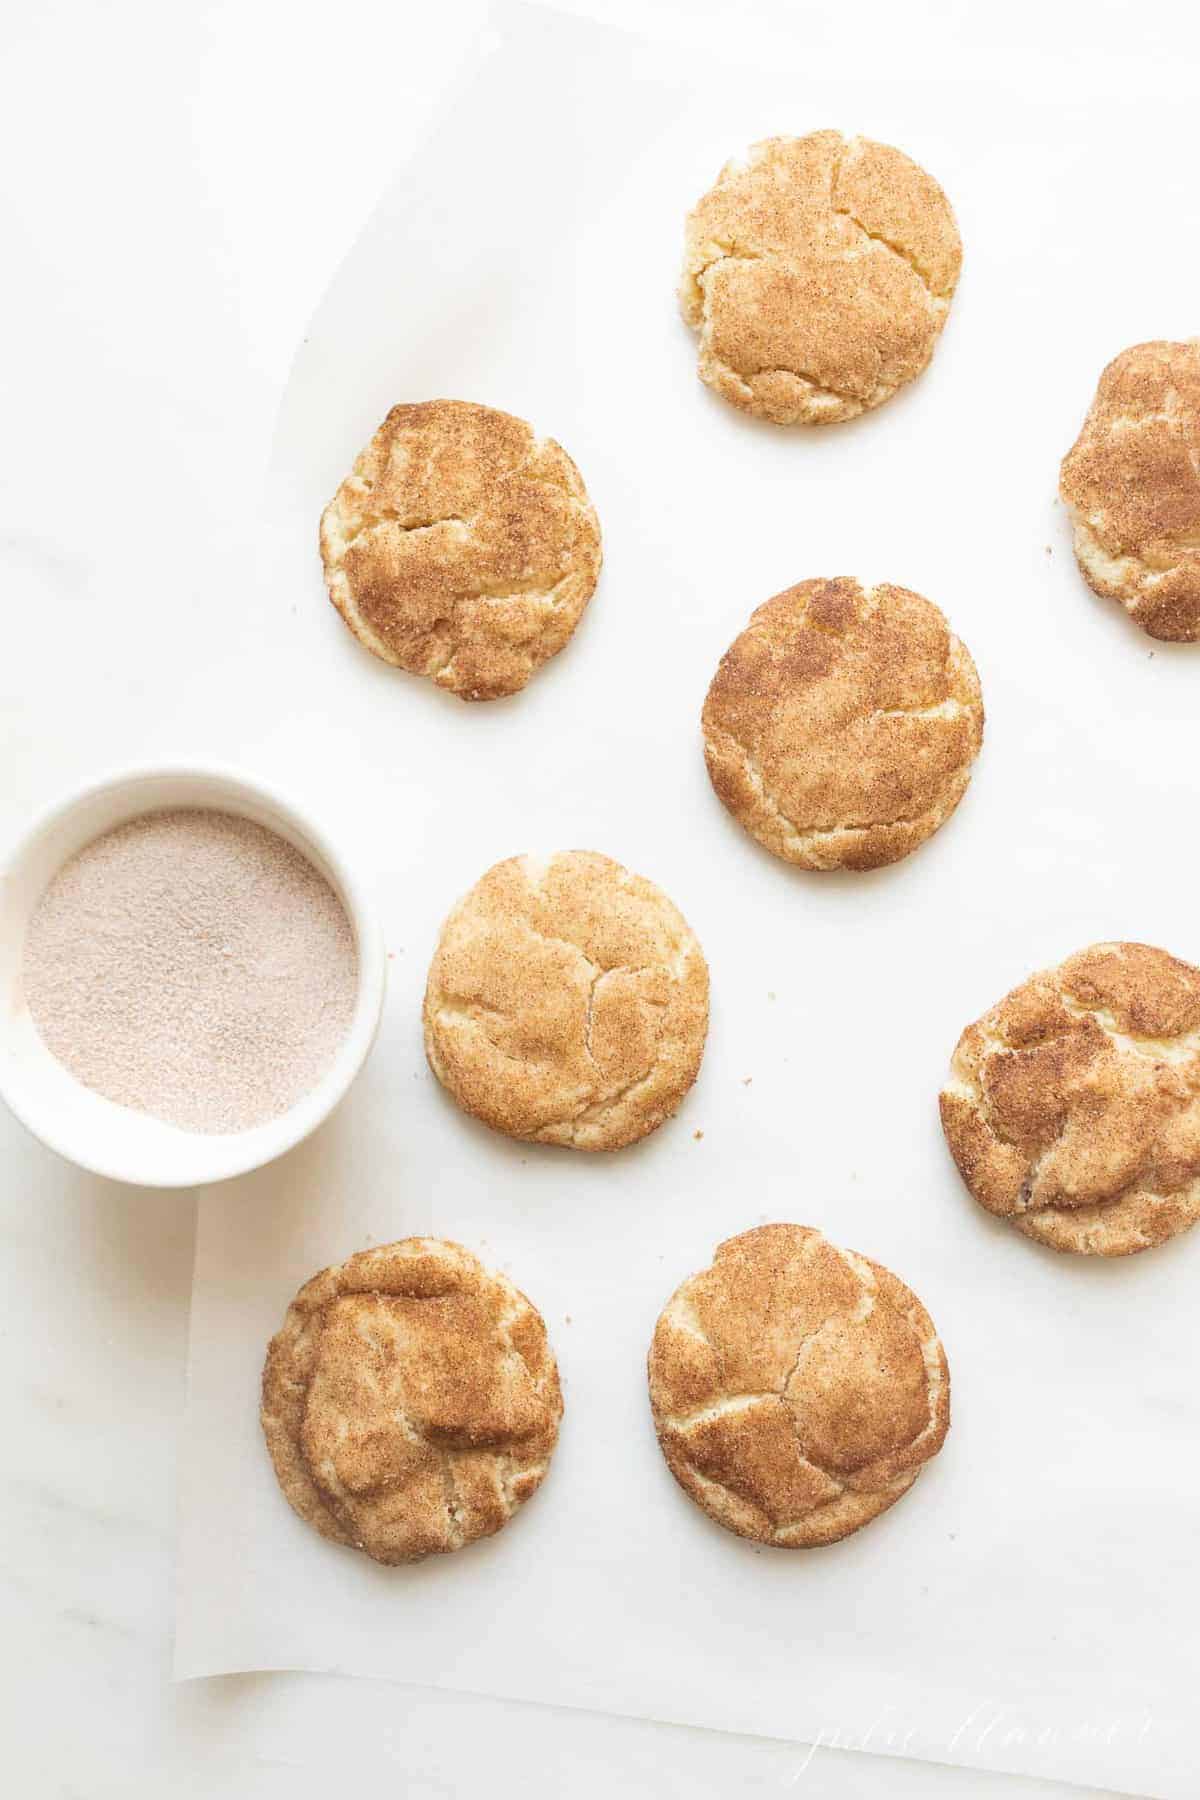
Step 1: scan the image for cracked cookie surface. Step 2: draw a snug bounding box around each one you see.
[702,577,983,870]
[679,131,961,424]
[423,851,709,1151]
[261,1238,562,1564]
[319,399,602,699]
[1059,340,1200,642]
[648,1225,949,1547]
[940,943,1200,1256]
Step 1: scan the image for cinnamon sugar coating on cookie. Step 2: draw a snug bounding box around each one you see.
[648,1225,949,1546]
[320,400,602,699]
[261,1238,562,1563]
[702,577,983,870]
[680,131,961,424]
[1059,340,1200,641]
[941,943,1200,1256]
[423,852,709,1151]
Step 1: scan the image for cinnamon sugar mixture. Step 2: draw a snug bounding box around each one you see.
[22,809,358,1134]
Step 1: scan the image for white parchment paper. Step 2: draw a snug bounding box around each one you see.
[176,9,1200,1792]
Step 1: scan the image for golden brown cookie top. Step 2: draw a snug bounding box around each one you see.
[260,1238,562,1564]
[320,400,602,699]
[940,942,1200,1256]
[648,1225,949,1547]
[1059,340,1200,641]
[702,577,983,871]
[423,851,709,1151]
[680,131,961,424]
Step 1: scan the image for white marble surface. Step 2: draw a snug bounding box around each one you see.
[0,2,1187,1794]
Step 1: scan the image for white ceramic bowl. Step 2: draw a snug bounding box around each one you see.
[0,765,386,1187]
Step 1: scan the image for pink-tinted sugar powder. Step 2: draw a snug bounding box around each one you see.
[22,808,359,1134]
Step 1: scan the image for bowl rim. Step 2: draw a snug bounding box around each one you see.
[0,759,387,1188]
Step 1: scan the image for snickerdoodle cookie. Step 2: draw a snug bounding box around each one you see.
[423,852,709,1151]
[1059,340,1200,641]
[680,131,961,424]
[261,1238,562,1563]
[941,943,1200,1256]
[648,1225,949,1547]
[319,400,602,699]
[702,577,983,871]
